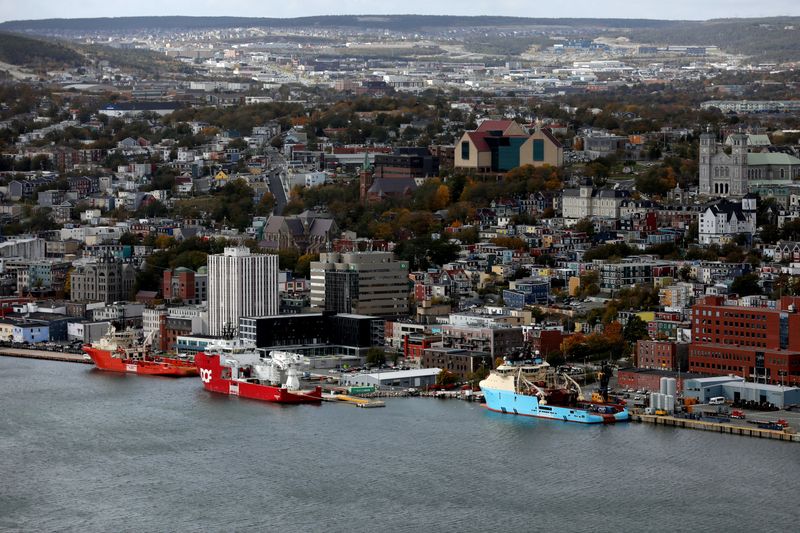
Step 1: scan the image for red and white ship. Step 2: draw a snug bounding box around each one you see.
[195,339,322,404]
[82,327,198,377]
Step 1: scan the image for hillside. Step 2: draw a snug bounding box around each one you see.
[627,18,800,62]
[0,32,83,68]
[0,15,681,33]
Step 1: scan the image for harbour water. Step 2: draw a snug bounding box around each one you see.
[1,357,797,532]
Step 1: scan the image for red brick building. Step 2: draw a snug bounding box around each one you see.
[688,295,800,386]
[637,340,679,370]
[162,268,207,305]
[403,334,439,361]
[617,368,698,393]
[526,328,564,358]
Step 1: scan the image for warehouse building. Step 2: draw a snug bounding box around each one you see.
[340,368,441,389]
[683,375,800,408]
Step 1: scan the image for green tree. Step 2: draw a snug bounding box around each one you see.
[730,273,762,297]
[365,347,386,367]
[574,218,595,237]
[623,316,649,344]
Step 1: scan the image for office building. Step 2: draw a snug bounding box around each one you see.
[310,251,409,317]
[208,247,278,336]
[688,295,800,386]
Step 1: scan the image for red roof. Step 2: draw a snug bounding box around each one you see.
[466,132,490,151]
[475,120,516,133]
[539,127,563,148]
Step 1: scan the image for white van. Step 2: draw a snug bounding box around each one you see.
[709,397,726,405]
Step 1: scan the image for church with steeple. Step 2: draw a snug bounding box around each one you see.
[698,132,748,198]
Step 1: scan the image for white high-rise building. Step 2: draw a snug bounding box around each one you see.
[208,247,278,336]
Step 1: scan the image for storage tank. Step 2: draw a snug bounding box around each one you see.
[665,394,675,413]
[651,393,661,410]
[660,377,669,395]
[666,378,677,398]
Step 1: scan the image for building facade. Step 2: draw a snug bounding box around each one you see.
[688,295,800,386]
[69,257,136,303]
[207,247,278,336]
[310,251,409,317]
[454,120,563,172]
[699,133,748,197]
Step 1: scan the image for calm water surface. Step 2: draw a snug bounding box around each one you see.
[0,357,797,532]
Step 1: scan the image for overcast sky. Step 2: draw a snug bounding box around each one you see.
[1,0,799,23]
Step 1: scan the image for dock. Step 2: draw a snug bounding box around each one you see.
[322,393,385,408]
[0,348,92,365]
[632,413,800,442]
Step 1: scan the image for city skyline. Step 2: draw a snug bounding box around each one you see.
[2,0,800,23]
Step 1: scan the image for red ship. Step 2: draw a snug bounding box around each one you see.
[82,328,198,377]
[195,341,322,404]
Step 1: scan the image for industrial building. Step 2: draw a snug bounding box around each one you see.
[340,368,441,389]
[683,375,800,408]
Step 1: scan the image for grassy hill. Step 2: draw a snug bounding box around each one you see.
[0,32,83,68]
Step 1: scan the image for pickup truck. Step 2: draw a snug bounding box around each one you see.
[730,410,746,419]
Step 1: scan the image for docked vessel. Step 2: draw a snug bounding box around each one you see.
[479,352,628,424]
[82,328,198,377]
[194,339,322,404]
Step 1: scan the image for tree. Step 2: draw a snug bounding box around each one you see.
[365,347,386,367]
[431,184,451,210]
[294,253,318,278]
[730,273,762,297]
[435,369,459,386]
[574,218,595,237]
[623,316,649,344]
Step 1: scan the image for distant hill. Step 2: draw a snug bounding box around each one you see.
[0,32,82,67]
[0,15,681,33]
[0,31,190,76]
[626,18,800,62]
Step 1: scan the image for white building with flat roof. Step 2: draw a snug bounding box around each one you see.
[208,247,278,336]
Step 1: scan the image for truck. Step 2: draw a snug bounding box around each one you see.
[730,410,746,419]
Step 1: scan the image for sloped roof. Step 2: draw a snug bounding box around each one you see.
[538,127,564,148]
[368,177,418,196]
[748,152,800,166]
[466,131,490,151]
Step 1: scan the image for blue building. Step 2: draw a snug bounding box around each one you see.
[504,278,550,309]
[12,321,50,343]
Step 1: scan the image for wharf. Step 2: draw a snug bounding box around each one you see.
[0,348,92,365]
[632,413,800,442]
[322,393,385,408]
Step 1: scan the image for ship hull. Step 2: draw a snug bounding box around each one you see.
[195,353,322,404]
[82,346,198,377]
[482,387,629,424]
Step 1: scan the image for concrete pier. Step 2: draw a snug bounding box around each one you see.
[0,348,92,365]
[632,413,799,442]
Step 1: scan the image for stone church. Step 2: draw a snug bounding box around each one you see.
[699,133,748,197]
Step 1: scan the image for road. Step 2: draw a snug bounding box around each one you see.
[268,169,288,215]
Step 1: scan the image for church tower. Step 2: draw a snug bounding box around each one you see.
[728,133,748,196]
[698,133,715,196]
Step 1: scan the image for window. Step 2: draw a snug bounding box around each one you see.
[461,141,470,160]
[533,139,545,162]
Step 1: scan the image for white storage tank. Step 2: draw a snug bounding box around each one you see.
[660,377,669,395]
[666,378,677,398]
[665,394,675,413]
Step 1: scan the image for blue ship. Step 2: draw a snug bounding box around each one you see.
[479,359,629,424]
